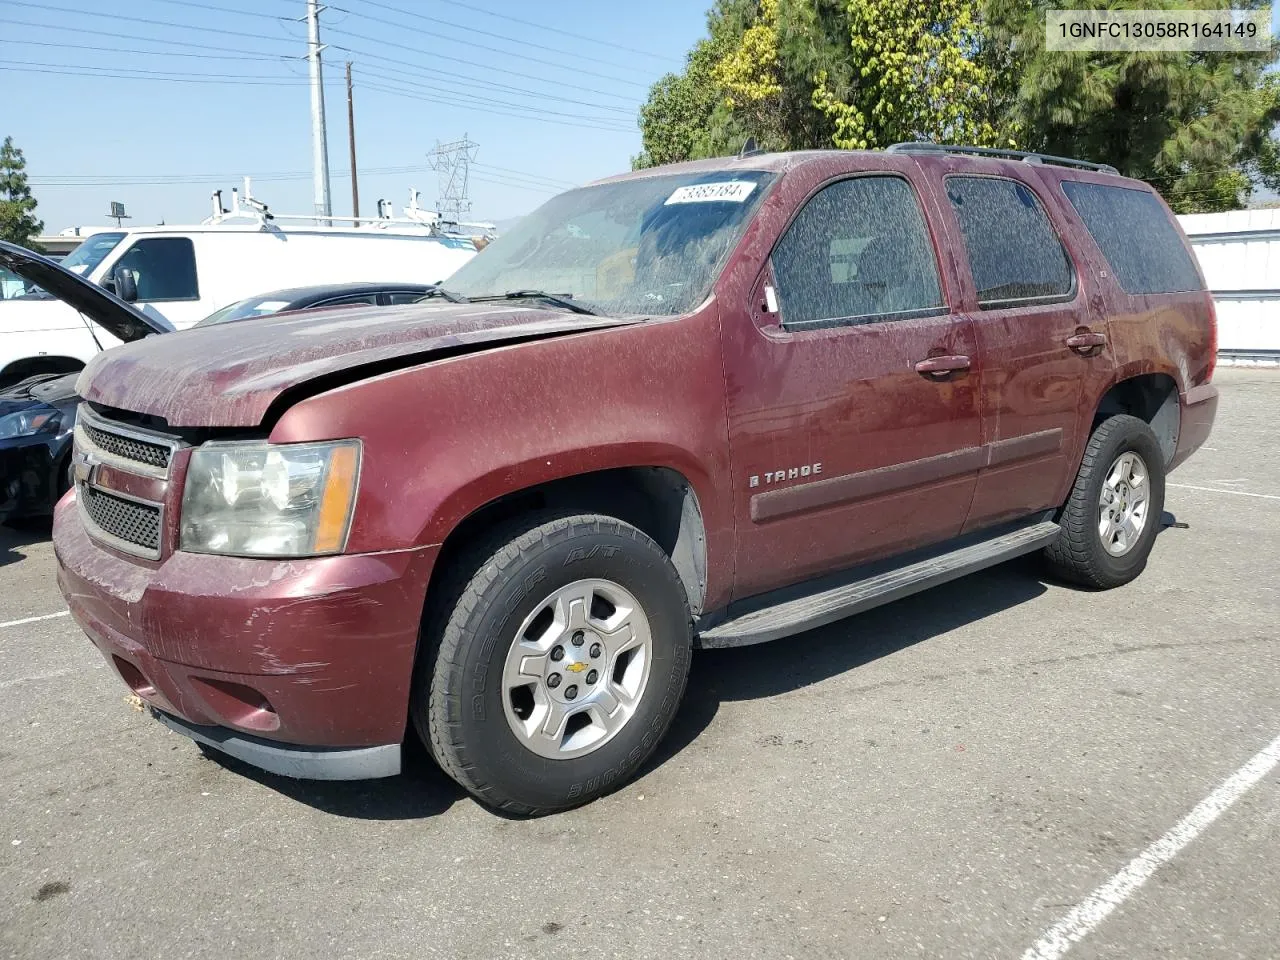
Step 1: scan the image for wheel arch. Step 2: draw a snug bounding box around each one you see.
[1093,371,1180,465]
[428,464,711,617]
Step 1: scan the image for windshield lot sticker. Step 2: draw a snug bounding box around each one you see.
[665,181,757,205]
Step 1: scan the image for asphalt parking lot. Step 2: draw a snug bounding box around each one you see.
[1,367,1277,960]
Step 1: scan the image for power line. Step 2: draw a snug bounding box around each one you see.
[3,15,296,57]
[329,23,650,90]
[355,64,633,124]
[424,0,676,63]
[349,0,660,77]
[4,19,638,111]
[472,162,577,190]
[356,79,634,133]
[0,61,314,84]
[353,60,634,115]
[0,37,288,63]
[327,37,639,103]
[2,1,298,40]
[138,0,296,20]
[0,60,635,131]
[8,9,645,105]
[32,164,565,197]
[10,0,648,90]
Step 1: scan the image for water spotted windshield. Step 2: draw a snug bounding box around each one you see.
[445,170,776,316]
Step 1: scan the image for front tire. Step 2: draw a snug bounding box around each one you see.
[413,513,692,815]
[1044,414,1166,589]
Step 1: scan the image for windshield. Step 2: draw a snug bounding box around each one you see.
[195,295,296,327]
[445,170,776,316]
[61,232,126,276]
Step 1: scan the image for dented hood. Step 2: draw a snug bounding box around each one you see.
[78,300,637,427]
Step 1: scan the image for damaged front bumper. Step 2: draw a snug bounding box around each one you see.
[151,708,402,780]
[53,493,439,780]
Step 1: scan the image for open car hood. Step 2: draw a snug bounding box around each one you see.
[78,299,639,427]
[0,239,172,342]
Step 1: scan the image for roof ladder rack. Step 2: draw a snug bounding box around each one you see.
[885,142,1119,175]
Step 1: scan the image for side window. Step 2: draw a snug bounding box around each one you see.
[772,176,944,329]
[385,291,429,305]
[945,177,1073,307]
[314,294,378,308]
[1062,181,1202,294]
[113,238,199,301]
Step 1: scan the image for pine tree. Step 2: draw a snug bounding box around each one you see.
[984,0,1280,212]
[0,137,44,249]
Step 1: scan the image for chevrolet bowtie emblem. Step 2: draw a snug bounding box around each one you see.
[564,662,588,674]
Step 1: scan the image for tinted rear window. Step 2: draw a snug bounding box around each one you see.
[1062,181,1202,295]
[945,177,1074,307]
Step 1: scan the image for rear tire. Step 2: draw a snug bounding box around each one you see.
[1044,414,1166,589]
[413,513,692,815]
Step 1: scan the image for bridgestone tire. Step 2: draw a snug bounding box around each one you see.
[412,513,692,816]
[1043,414,1166,589]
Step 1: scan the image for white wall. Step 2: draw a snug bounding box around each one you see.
[1178,209,1280,357]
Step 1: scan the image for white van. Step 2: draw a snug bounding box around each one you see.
[0,215,478,387]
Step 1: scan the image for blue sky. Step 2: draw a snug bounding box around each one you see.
[3,0,710,231]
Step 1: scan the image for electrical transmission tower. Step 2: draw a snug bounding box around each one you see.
[427,137,479,222]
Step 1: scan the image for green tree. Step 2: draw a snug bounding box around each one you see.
[634,0,1012,166]
[0,137,43,249]
[811,0,1013,149]
[634,1,757,167]
[984,0,1280,212]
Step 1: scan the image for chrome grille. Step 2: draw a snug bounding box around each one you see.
[81,422,171,469]
[81,485,162,555]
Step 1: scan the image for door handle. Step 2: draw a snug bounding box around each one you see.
[1066,331,1107,352]
[914,355,971,378]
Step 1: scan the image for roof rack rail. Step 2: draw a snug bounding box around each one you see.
[885,142,1119,175]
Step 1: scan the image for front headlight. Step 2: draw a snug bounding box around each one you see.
[180,439,360,557]
[0,407,60,441]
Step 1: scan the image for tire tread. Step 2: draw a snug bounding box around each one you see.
[1044,414,1163,589]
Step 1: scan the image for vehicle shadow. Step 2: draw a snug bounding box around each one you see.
[640,555,1053,778]
[202,532,1191,820]
[198,733,467,820]
[0,518,53,568]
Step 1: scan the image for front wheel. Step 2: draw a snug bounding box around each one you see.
[1044,414,1166,589]
[413,513,692,815]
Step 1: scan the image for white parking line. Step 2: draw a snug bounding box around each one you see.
[1169,482,1280,501]
[0,611,69,629]
[1022,732,1280,960]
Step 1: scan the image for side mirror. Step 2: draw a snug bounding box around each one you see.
[113,269,138,303]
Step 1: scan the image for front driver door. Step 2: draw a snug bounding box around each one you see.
[720,168,984,600]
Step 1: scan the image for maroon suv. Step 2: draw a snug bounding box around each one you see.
[11,145,1218,814]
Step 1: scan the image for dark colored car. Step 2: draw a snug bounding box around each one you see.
[7,145,1217,816]
[0,279,439,523]
[0,372,80,523]
[194,283,438,327]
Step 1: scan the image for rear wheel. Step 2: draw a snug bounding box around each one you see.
[1044,414,1166,589]
[413,513,692,815]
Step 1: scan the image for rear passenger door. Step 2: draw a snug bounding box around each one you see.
[925,166,1114,531]
[722,169,984,599]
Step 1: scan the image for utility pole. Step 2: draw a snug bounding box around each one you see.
[306,0,332,223]
[346,61,359,221]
